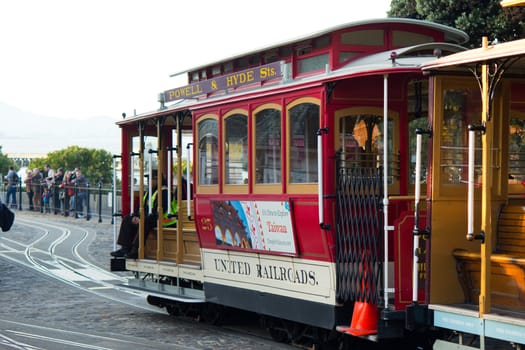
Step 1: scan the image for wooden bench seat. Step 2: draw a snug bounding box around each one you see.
[453,205,525,311]
[144,200,201,264]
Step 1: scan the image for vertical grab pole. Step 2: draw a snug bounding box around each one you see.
[112,155,118,252]
[317,128,329,229]
[148,149,153,215]
[187,143,193,218]
[412,132,423,303]
[167,147,172,215]
[467,127,476,240]
[383,74,391,309]
[318,131,324,228]
[130,153,135,214]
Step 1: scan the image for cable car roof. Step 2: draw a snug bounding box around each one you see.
[501,0,525,7]
[422,38,525,74]
[117,41,466,127]
[338,42,466,75]
[170,18,469,77]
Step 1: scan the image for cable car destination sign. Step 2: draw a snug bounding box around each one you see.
[163,61,282,102]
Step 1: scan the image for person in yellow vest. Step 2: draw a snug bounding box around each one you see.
[110,172,176,259]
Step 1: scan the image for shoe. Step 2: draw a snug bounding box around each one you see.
[126,248,138,259]
[110,247,128,257]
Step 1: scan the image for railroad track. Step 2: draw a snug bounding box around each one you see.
[0,216,160,314]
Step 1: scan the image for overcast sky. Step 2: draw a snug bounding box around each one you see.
[0,0,391,122]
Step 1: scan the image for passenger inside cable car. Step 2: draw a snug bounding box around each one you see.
[110,172,173,259]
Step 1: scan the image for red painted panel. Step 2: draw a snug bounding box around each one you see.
[393,210,427,309]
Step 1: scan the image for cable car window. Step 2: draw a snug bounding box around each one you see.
[289,103,319,183]
[198,118,218,185]
[408,80,429,186]
[255,108,281,184]
[509,114,525,192]
[440,88,481,185]
[225,113,248,185]
[341,30,384,46]
[392,30,433,47]
[338,115,394,183]
[298,53,329,74]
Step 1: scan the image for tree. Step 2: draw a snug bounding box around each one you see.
[388,0,525,48]
[28,146,113,185]
[0,146,16,176]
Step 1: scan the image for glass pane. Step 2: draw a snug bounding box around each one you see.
[408,80,429,185]
[509,117,525,185]
[198,119,218,185]
[298,53,329,74]
[392,30,433,47]
[440,88,481,185]
[289,103,319,183]
[255,109,281,184]
[341,30,384,46]
[225,114,248,184]
[409,117,429,185]
[339,115,394,182]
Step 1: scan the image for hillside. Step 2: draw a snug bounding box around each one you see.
[0,102,120,155]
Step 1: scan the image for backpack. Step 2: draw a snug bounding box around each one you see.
[12,172,19,182]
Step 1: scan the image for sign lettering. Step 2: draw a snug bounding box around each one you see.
[213,257,318,286]
[163,61,282,102]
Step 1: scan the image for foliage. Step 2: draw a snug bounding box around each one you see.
[0,146,16,175]
[388,0,525,48]
[173,158,192,179]
[28,146,113,185]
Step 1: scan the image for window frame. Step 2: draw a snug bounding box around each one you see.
[432,76,503,199]
[252,103,283,194]
[196,114,220,194]
[508,109,525,194]
[286,97,321,194]
[334,106,400,194]
[222,108,249,194]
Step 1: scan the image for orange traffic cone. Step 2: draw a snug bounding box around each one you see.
[337,301,378,336]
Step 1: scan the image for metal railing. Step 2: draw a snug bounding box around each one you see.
[1,181,122,223]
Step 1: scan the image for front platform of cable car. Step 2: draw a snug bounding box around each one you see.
[421,37,525,349]
[110,110,206,308]
[111,195,206,306]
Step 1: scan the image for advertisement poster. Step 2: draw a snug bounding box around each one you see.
[212,200,296,254]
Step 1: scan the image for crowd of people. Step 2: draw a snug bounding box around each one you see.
[4,164,88,218]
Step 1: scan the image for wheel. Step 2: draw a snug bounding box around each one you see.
[166,304,180,316]
[269,327,290,343]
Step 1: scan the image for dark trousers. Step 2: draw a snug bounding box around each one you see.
[117,214,157,249]
[26,191,34,210]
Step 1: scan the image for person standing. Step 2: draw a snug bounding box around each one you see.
[5,166,19,209]
[52,168,64,214]
[72,168,87,218]
[24,170,34,211]
[44,164,55,189]
[62,170,74,216]
[31,168,43,212]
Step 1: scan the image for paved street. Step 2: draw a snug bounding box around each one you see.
[0,210,293,350]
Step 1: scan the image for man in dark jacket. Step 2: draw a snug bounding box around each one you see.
[5,166,18,209]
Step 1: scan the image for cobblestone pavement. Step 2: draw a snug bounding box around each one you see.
[0,210,294,350]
